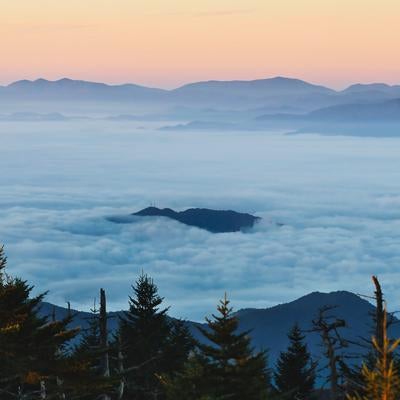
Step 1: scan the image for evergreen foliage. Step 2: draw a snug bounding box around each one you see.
[73,304,102,372]
[118,272,193,400]
[195,294,270,400]
[0,249,80,398]
[3,242,400,400]
[274,323,316,400]
[72,302,115,399]
[162,354,211,400]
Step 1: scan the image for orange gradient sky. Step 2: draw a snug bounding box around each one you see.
[1,0,400,88]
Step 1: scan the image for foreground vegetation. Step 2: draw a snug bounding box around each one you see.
[0,244,399,400]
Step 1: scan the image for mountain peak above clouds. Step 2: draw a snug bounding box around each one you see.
[131,206,261,233]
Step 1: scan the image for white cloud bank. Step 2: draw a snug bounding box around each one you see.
[1,121,400,320]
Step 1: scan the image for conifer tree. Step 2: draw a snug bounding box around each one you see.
[118,272,193,400]
[196,294,270,400]
[74,304,101,366]
[274,323,316,400]
[0,245,80,399]
[72,295,115,399]
[164,319,195,373]
[162,354,211,400]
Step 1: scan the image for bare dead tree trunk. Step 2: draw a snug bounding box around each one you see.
[66,301,71,318]
[117,334,125,400]
[57,377,65,400]
[323,331,339,400]
[312,306,347,400]
[100,288,111,400]
[40,380,46,399]
[51,308,65,400]
[372,275,384,351]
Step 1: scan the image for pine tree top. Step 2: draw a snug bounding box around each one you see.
[197,294,257,364]
[195,294,270,400]
[125,273,169,321]
[274,323,316,399]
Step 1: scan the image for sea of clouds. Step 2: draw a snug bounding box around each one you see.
[1,120,400,320]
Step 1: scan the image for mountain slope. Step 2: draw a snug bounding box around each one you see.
[307,98,400,121]
[172,77,334,97]
[258,98,400,122]
[234,291,378,362]
[0,78,167,102]
[2,76,400,111]
[341,83,400,96]
[169,77,337,108]
[0,76,335,109]
[38,290,394,366]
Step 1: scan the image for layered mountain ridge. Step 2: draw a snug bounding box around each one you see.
[38,290,396,365]
[2,76,399,110]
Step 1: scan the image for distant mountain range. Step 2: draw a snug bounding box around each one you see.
[161,97,400,135]
[2,76,400,111]
[258,98,400,122]
[2,77,400,133]
[0,78,167,102]
[342,83,400,96]
[0,112,71,121]
[38,290,396,367]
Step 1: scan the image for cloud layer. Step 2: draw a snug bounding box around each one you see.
[1,121,400,320]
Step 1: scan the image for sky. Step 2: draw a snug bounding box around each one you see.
[1,0,400,88]
[1,121,400,320]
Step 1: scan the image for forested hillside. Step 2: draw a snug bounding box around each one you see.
[1,244,399,399]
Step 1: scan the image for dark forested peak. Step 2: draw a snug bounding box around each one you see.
[134,206,177,218]
[238,290,373,316]
[132,207,261,233]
